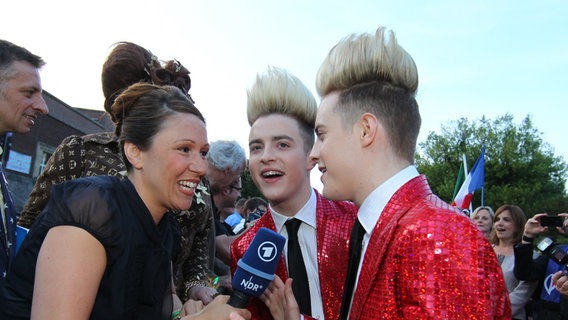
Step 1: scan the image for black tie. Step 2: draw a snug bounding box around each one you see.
[285,218,311,316]
[339,218,365,320]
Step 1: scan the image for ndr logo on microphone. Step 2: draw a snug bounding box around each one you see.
[257,241,278,262]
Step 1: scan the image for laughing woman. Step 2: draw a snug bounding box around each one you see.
[0,83,250,320]
[491,204,537,320]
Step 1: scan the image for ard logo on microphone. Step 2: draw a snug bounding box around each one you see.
[257,241,278,262]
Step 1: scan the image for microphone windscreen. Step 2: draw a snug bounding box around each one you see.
[232,227,285,297]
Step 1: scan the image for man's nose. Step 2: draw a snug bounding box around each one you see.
[34,94,48,114]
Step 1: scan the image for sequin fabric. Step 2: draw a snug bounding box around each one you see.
[349,175,511,320]
[230,190,357,320]
[16,132,213,302]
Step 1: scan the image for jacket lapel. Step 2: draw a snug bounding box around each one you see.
[349,175,431,320]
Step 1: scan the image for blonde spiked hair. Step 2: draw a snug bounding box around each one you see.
[316,27,418,97]
[247,66,317,128]
[316,27,421,163]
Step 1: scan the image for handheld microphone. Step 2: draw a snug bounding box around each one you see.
[228,227,286,308]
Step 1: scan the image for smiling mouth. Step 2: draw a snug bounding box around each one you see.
[24,114,36,125]
[262,170,284,178]
[179,181,197,191]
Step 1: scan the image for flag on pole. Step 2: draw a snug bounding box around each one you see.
[452,147,485,209]
[452,154,467,201]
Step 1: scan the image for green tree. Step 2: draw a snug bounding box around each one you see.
[240,163,265,200]
[416,113,568,216]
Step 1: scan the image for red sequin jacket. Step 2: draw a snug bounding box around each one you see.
[349,175,512,320]
[230,190,357,320]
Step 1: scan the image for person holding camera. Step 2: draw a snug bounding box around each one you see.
[514,212,568,320]
[232,197,267,234]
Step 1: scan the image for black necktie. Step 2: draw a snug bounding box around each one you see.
[339,218,365,320]
[285,218,311,316]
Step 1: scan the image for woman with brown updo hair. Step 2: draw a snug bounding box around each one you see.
[17,42,220,307]
[1,83,250,320]
[19,41,197,228]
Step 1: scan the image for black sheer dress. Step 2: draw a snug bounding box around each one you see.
[0,176,177,320]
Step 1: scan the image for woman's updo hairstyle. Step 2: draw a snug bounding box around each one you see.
[102,42,194,122]
[153,60,193,103]
[111,83,204,170]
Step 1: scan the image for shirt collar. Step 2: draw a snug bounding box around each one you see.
[271,188,317,233]
[358,166,419,235]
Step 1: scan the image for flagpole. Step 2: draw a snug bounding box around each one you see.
[463,153,470,212]
[463,153,473,212]
[481,145,485,206]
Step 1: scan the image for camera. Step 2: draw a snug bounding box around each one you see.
[540,215,564,228]
[536,237,568,266]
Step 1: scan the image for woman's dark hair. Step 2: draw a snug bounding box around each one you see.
[111,83,204,170]
[101,42,193,121]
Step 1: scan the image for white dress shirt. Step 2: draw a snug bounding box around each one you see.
[271,189,324,319]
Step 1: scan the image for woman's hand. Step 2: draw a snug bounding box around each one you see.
[188,285,219,305]
[523,213,548,238]
[182,295,251,320]
[181,299,205,317]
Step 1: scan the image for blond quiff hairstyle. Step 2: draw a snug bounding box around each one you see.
[247,66,317,128]
[316,27,421,163]
[316,27,418,97]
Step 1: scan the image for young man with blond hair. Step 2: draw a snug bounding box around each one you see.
[231,66,357,320]
[308,27,511,319]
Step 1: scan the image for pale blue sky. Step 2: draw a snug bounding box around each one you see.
[2,0,567,190]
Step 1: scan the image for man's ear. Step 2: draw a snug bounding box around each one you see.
[124,141,143,170]
[359,113,378,147]
[306,155,317,171]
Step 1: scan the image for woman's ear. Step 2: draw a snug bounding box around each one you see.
[124,141,143,170]
[359,113,378,147]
